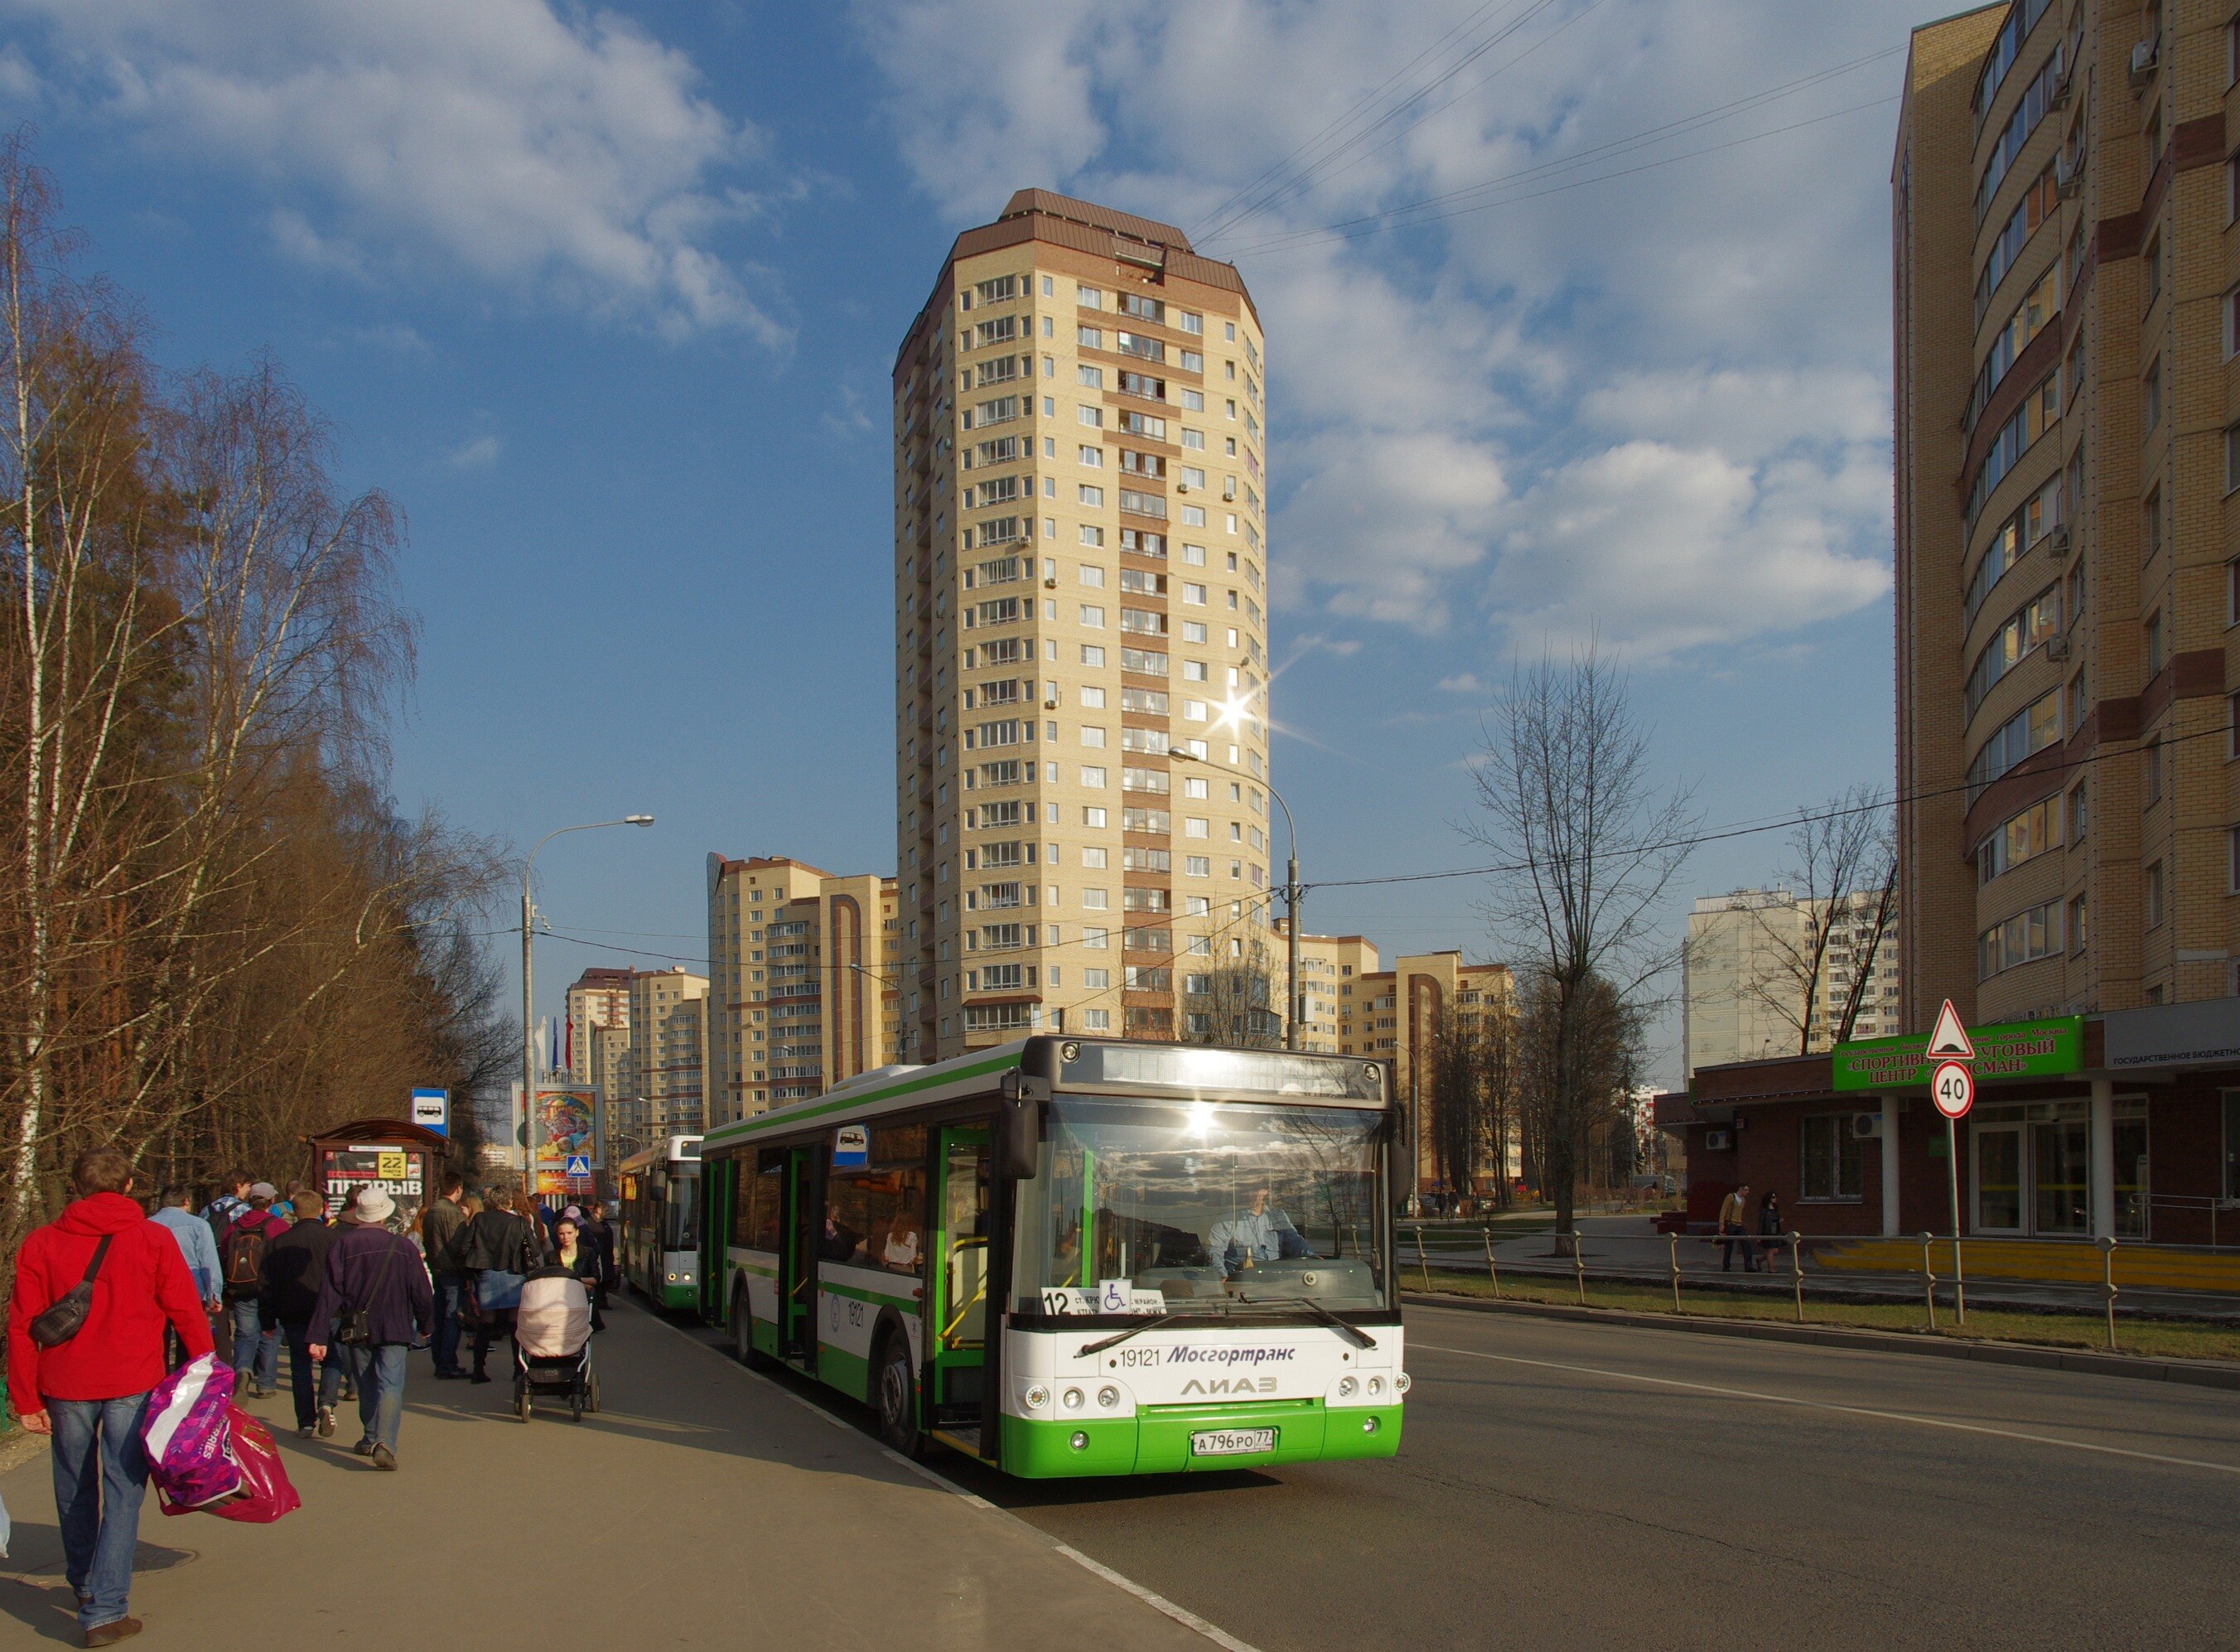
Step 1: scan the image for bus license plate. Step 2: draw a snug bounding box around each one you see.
[1190,1427,1277,1457]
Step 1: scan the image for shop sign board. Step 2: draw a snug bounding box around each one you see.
[1832,1015,2083,1091]
[2102,999,2240,1070]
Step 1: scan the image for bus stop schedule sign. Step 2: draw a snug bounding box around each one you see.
[410,1087,449,1136]
[1832,1015,2082,1091]
[833,1124,868,1167]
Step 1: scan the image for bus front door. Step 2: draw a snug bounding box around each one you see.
[929,1127,992,1454]
[780,1146,818,1369]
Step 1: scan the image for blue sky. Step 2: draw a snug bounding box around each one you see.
[0,0,1962,1083]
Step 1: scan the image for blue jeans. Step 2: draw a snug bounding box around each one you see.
[46,1392,151,1633]
[279,1320,347,1428]
[346,1343,408,1452]
[432,1275,466,1374]
[229,1297,278,1387]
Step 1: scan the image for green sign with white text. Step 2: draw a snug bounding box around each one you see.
[1832,1016,2083,1092]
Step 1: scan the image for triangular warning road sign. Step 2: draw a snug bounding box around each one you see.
[1927,998,1974,1060]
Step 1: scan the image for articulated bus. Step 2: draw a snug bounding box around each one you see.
[617,1135,702,1311]
[697,1036,1405,1479]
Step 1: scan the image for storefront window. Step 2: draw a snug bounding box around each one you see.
[2113,1115,2149,1239]
[1799,1114,1862,1200]
[2033,1117,2090,1234]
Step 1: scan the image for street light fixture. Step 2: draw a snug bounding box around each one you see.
[522,815,654,1204]
[1169,746,1301,1051]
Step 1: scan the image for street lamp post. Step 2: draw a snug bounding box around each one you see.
[521,815,654,1201]
[1170,748,1301,1051]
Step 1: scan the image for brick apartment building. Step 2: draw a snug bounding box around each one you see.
[1664,1,2240,1239]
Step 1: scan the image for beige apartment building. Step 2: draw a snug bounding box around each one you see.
[563,965,632,1084]
[587,1019,630,1156]
[1682,890,1904,1075]
[706,854,901,1123]
[894,190,1275,1062]
[616,966,707,1147]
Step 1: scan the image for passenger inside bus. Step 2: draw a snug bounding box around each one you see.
[876,1188,922,1270]
[1207,1183,1313,1278]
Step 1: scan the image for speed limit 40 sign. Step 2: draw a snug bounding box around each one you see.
[1931,1060,1975,1120]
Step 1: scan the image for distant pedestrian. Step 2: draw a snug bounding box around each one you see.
[309,1186,432,1471]
[421,1172,470,1381]
[260,1191,345,1439]
[198,1171,252,1231]
[8,1147,214,1647]
[216,1184,289,1396]
[1717,1183,1758,1273]
[1758,1190,1787,1268]
[148,1187,222,1311]
[455,1187,539,1384]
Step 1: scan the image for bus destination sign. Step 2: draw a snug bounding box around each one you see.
[1832,1016,2083,1092]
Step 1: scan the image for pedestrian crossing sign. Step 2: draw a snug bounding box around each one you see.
[565,1154,592,1177]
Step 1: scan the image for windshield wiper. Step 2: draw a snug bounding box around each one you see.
[1228,1295,1377,1350]
[1076,1310,1197,1356]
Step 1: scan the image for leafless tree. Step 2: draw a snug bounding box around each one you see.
[1730,787,1896,1053]
[1468,645,1697,1241]
[1181,927,1282,1047]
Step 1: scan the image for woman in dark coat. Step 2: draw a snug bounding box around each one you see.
[453,1187,541,1383]
[551,1215,606,1332]
[1757,1189,1788,1267]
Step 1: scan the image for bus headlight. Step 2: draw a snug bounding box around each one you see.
[1367,1375,1385,1398]
[1337,1375,1357,1398]
[1062,1388,1084,1410]
[1097,1386,1120,1409]
[1070,1431,1090,1451]
[1395,1371,1412,1394]
[1023,1384,1050,1410]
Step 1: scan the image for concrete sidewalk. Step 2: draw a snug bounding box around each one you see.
[0,1301,1212,1650]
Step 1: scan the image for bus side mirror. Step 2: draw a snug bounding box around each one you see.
[1001,1099,1041,1179]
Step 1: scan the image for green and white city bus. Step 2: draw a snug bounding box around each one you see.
[618,1135,702,1311]
[698,1037,1406,1478]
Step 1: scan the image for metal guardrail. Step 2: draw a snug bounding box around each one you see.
[1398,1222,2152,1350]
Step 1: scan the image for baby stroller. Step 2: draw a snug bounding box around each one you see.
[514,1268,599,1423]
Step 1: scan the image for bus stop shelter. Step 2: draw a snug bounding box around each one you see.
[305,1117,452,1230]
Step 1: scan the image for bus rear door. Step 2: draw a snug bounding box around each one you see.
[780,1145,819,1369]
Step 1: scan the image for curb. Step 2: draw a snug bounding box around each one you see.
[1401,1290,2240,1393]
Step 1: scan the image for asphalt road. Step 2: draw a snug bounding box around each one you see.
[747,1298,2240,1651]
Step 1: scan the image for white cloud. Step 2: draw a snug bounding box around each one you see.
[1437,673,1484,694]
[855,0,1933,659]
[446,432,502,470]
[8,0,789,340]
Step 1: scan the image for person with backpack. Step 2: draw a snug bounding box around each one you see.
[199,1171,251,1231]
[216,1184,288,1397]
[308,1186,432,1471]
[258,1190,345,1438]
[8,1147,215,1647]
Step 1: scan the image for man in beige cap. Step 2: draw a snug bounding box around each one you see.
[308,1186,432,1471]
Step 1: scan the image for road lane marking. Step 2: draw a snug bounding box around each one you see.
[628,1301,1264,1652]
[1412,1341,2240,1479]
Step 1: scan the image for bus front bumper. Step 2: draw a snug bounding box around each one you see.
[998,1399,1402,1478]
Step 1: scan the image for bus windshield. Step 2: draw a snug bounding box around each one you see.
[1011,1097,1388,1315]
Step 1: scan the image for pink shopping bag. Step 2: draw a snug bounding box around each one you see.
[140,1353,300,1522]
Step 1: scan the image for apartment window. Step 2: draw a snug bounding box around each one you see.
[1977,901,2060,978]
[1080,725,1105,747]
[1079,604,1104,627]
[1079,406,1103,427]
[2145,737,2165,805]
[1799,1114,1862,1201]
[2143,234,2163,311]
[2230,827,2240,893]
[1081,766,1107,788]
[2146,611,2165,677]
[1078,485,1103,509]
[1079,644,1104,666]
[2069,892,2089,954]
[1082,807,1106,828]
[2146,859,2167,928]
[2144,360,2163,433]
[1079,685,1106,708]
[2144,489,2163,562]
[2065,775,2088,845]
[2231,690,2240,758]
[1181,389,1205,412]
[1079,524,1104,548]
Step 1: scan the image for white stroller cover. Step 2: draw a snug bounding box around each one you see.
[516,1273,591,1359]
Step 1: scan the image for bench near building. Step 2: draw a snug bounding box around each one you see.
[1657,999,2240,1246]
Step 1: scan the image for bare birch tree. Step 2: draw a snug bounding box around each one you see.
[1731,786,1897,1053]
[1469,646,1697,1243]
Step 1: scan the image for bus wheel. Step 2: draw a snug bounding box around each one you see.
[875,1333,922,1460]
[735,1288,773,1371]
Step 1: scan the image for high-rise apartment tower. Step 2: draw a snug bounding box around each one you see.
[1897,0,2238,1023]
[894,191,1275,1061]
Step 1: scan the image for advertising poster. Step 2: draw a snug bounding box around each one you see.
[533,1084,601,1171]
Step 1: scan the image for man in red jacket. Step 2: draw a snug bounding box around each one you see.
[8,1147,213,1648]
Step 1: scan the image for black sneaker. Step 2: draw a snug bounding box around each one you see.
[470,1371,491,1384]
[352,1438,376,1457]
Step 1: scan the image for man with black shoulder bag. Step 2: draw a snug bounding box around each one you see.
[308,1186,432,1472]
[7,1148,214,1648]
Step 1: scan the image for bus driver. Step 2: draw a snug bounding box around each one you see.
[1209,1183,1311,1278]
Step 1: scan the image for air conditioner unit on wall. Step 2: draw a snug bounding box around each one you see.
[1703,1128,1734,1152]
[1852,1112,1883,1140]
[2046,632,2071,660]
